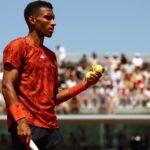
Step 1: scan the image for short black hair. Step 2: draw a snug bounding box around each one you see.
[24,0,53,26]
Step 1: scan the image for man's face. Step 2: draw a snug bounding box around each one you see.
[32,7,56,37]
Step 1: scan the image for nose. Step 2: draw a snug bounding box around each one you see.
[51,19,56,26]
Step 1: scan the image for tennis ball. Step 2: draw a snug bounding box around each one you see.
[85,71,93,80]
[93,65,104,73]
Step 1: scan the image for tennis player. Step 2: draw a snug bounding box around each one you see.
[2,1,102,150]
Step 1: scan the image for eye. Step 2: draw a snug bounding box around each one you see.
[44,15,55,20]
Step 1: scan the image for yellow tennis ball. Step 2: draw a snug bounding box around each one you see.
[85,71,93,80]
[93,65,104,73]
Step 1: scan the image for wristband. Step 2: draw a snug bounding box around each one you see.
[8,102,25,121]
[68,82,86,97]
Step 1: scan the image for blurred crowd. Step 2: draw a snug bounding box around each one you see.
[56,52,150,114]
[0,52,150,115]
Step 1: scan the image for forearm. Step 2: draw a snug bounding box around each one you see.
[2,82,19,106]
[55,89,71,105]
[2,81,31,145]
[55,81,87,105]
[2,82,25,121]
[55,69,103,105]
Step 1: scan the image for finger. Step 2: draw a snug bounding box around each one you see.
[26,134,32,146]
[89,72,98,77]
[91,73,100,79]
[88,75,97,80]
[95,72,102,78]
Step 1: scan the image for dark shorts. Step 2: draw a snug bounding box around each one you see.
[10,123,65,150]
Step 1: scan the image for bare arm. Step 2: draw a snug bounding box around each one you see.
[55,71,102,105]
[2,64,20,106]
[2,63,32,147]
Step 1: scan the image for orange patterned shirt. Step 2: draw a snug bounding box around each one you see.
[3,37,59,129]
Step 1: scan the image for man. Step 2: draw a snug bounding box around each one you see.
[2,1,102,150]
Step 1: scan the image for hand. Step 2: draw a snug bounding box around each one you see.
[84,71,102,88]
[17,118,32,147]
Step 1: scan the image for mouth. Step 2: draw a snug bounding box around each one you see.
[46,30,54,37]
[48,30,53,34]
[48,28,54,33]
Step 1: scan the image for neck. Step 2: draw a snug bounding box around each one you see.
[26,31,44,47]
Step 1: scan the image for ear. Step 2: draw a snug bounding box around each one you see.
[28,16,36,25]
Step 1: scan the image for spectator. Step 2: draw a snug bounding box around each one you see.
[110,55,120,71]
[69,97,80,114]
[101,55,111,72]
[120,53,128,65]
[124,59,135,75]
[89,52,99,66]
[132,52,143,68]
[56,45,66,66]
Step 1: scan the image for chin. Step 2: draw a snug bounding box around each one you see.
[45,34,52,38]
[46,33,53,37]
[46,35,52,38]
